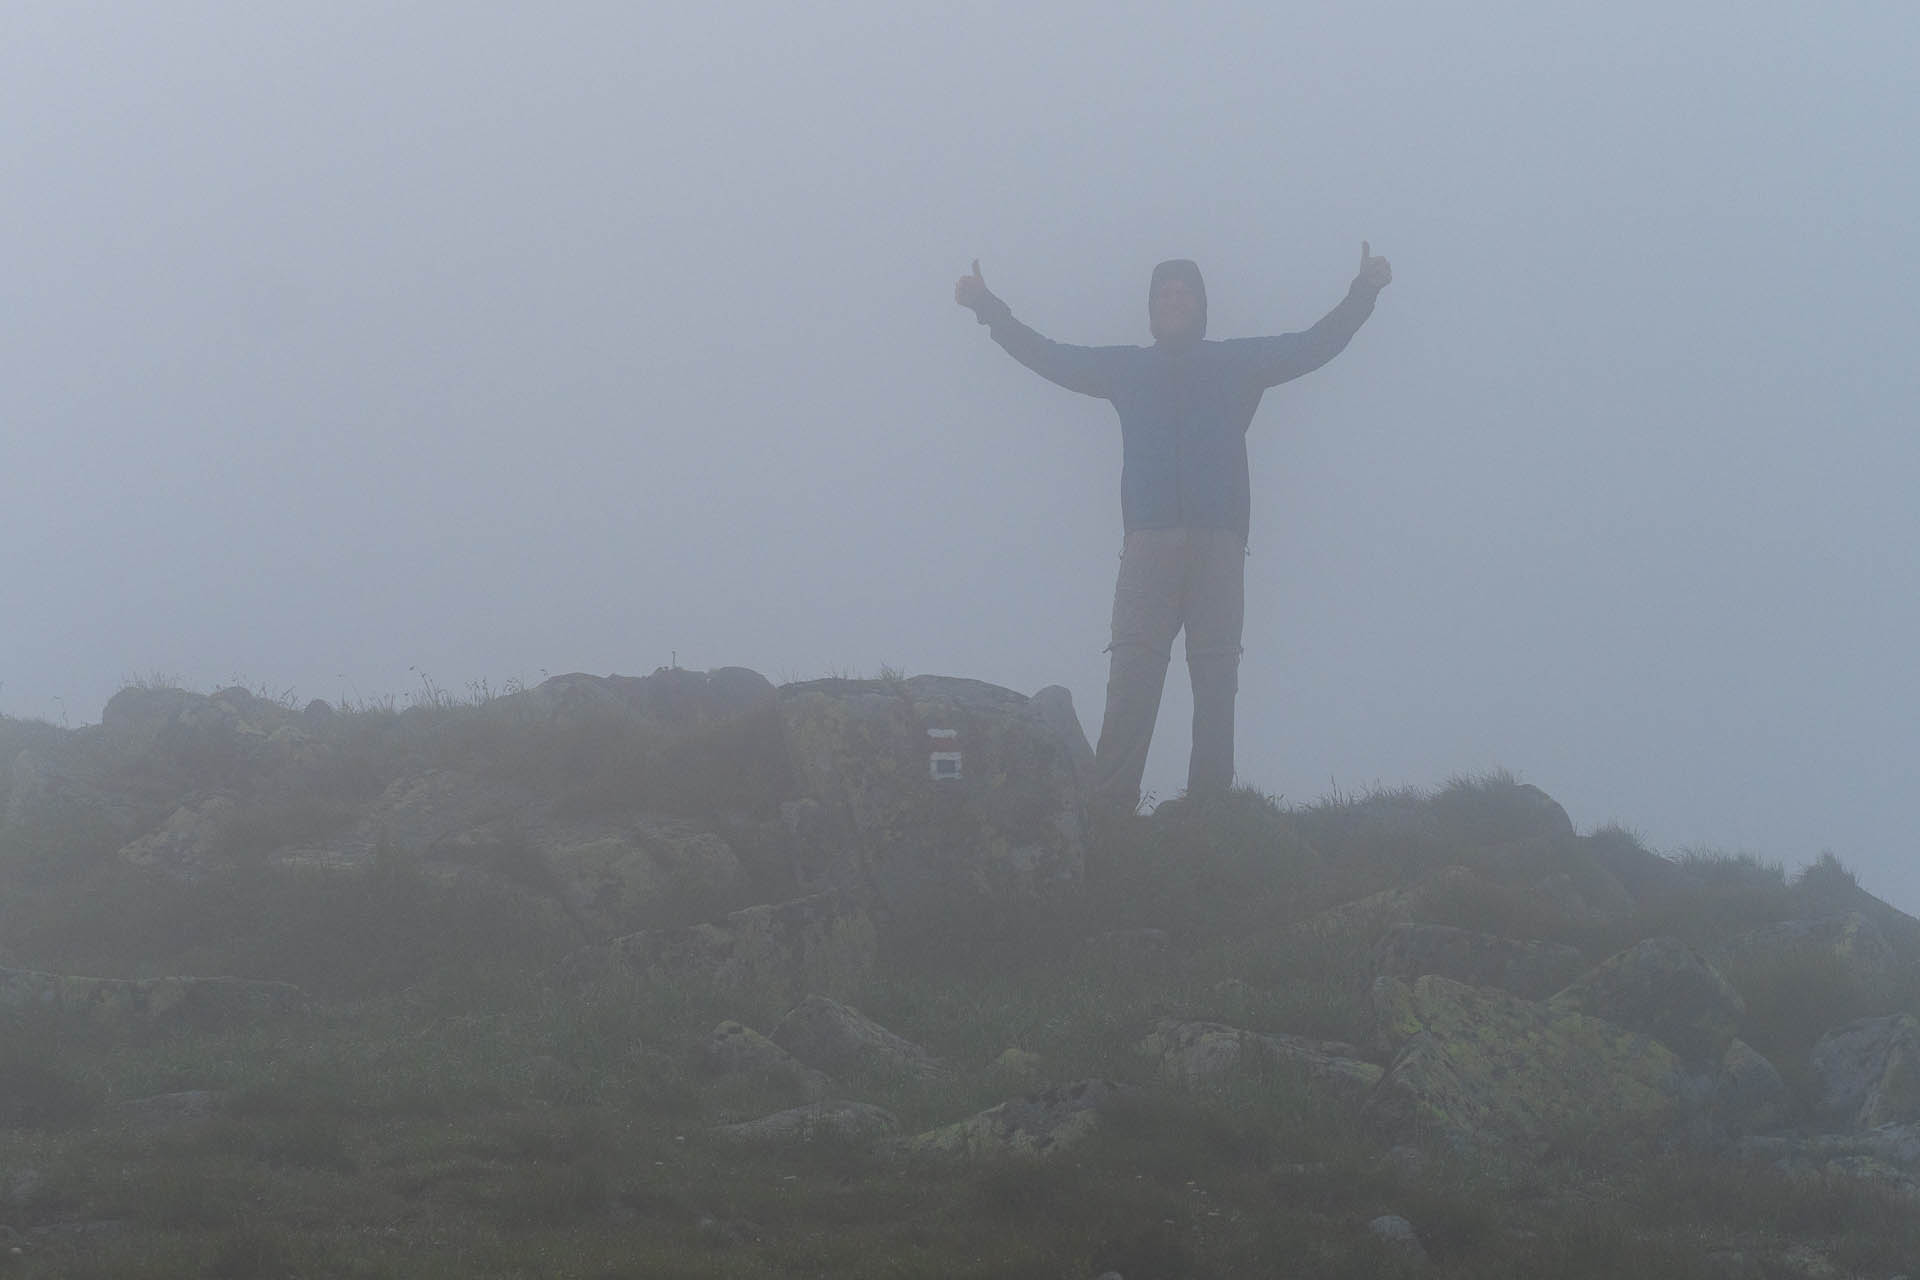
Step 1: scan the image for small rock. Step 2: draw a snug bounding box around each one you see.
[1368,1213,1427,1260]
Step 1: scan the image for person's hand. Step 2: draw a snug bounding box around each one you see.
[954,259,989,310]
[1357,240,1392,290]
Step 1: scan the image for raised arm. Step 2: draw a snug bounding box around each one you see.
[1236,242,1392,390]
[954,259,1125,400]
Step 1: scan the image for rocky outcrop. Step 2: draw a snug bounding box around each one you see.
[594,891,875,1004]
[537,816,749,938]
[769,996,949,1082]
[497,666,777,730]
[1810,1014,1920,1130]
[1712,1038,1796,1139]
[906,1079,1124,1159]
[1367,975,1687,1155]
[1428,779,1575,847]
[1373,922,1586,1000]
[776,675,1087,931]
[702,1020,831,1097]
[117,791,241,879]
[1548,937,1745,1067]
[1136,1019,1382,1097]
[273,768,536,872]
[0,967,306,1034]
[1719,913,1898,990]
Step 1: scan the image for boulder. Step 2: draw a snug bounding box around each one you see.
[1136,1019,1382,1098]
[1365,975,1688,1156]
[1366,1214,1427,1262]
[1373,922,1586,1000]
[99,686,204,755]
[101,685,298,787]
[1285,865,1489,951]
[770,995,949,1081]
[3,743,142,850]
[596,890,876,1004]
[712,1100,899,1148]
[907,1079,1124,1159]
[776,675,1086,930]
[1811,1014,1920,1130]
[1027,685,1094,790]
[1739,1123,1920,1179]
[1548,937,1745,1067]
[537,817,748,938]
[501,666,777,730]
[1530,860,1637,926]
[117,791,239,880]
[1712,1039,1796,1139]
[275,769,538,872]
[1720,913,1898,990]
[1428,778,1574,849]
[0,967,306,1034]
[702,1020,830,1097]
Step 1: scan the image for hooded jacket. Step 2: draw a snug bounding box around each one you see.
[970,262,1380,542]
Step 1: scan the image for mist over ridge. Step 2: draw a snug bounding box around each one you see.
[4,2,1915,913]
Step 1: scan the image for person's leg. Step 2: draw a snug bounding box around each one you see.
[1183,529,1246,798]
[1092,530,1186,813]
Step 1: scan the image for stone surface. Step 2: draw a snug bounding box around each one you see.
[1366,975,1687,1155]
[1548,936,1745,1067]
[596,890,876,1004]
[770,995,949,1081]
[117,791,239,880]
[0,968,306,1033]
[1712,1038,1796,1139]
[988,1048,1045,1084]
[712,1100,899,1147]
[1137,1019,1382,1097]
[776,675,1086,930]
[1720,913,1898,990]
[1811,1013,1920,1130]
[1366,1214,1427,1260]
[538,817,748,938]
[499,666,777,729]
[1428,779,1575,848]
[702,1020,831,1097]
[907,1079,1123,1159]
[1739,1123,1920,1177]
[355,769,534,861]
[1027,684,1094,790]
[1374,922,1586,1000]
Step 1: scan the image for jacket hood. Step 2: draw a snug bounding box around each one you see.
[1149,259,1207,344]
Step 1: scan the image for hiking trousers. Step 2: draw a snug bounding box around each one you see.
[1091,527,1246,812]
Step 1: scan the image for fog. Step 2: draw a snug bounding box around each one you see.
[5,4,1915,909]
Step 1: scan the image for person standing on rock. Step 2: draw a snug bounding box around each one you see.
[954,245,1391,814]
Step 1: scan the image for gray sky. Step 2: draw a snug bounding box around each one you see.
[6,3,1916,910]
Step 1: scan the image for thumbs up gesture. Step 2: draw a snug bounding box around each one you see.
[954,259,990,310]
[1357,240,1392,290]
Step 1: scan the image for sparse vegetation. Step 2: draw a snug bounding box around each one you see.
[0,692,1915,1277]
